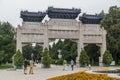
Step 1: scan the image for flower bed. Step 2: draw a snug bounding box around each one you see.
[47,71,119,80]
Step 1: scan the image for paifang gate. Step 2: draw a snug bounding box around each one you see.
[16,7,106,66]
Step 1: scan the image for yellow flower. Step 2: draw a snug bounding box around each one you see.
[47,72,119,80]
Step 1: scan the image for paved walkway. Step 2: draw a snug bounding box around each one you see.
[0,64,120,80]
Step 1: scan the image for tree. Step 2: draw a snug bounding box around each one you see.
[14,50,24,67]
[103,50,113,65]
[49,39,78,63]
[23,44,33,60]
[79,50,89,66]
[59,39,77,61]
[41,48,51,68]
[49,43,58,59]
[22,44,43,60]
[85,44,100,65]
[70,43,77,60]
[49,39,64,60]
[33,44,43,61]
[0,22,16,63]
[0,51,4,65]
[101,6,120,63]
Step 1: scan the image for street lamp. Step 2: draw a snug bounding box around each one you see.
[32,43,36,48]
[58,49,62,59]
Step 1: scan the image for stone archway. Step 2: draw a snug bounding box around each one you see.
[16,7,106,66]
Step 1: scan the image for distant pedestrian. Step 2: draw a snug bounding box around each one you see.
[63,59,67,71]
[29,60,34,74]
[88,64,91,70]
[70,59,74,70]
[23,59,28,74]
[36,60,39,64]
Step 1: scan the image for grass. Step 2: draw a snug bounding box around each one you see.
[0,64,13,69]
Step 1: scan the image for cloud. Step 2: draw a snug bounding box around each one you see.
[0,0,2,3]
[0,0,119,27]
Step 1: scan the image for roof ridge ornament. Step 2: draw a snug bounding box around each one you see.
[47,7,81,19]
[20,11,46,22]
[79,13,103,24]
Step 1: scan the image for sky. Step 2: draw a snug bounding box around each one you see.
[0,0,119,27]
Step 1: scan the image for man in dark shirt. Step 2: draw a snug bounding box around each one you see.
[23,59,28,74]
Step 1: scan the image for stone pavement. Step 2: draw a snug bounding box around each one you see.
[0,64,87,80]
[0,64,120,80]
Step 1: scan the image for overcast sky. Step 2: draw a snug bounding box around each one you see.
[0,0,119,27]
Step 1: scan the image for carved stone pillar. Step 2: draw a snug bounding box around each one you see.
[97,43,106,66]
[43,22,49,49]
[16,41,22,52]
[16,26,22,52]
[76,22,84,67]
[99,29,106,66]
[96,44,104,66]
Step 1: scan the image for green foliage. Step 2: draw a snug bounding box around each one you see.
[22,44,43,60]
[57,59,64,65]
[62,39,77,61]
[14,50,24,66]
[117,60,120,66]
[50,39,101,65]
[0,22,16,63]
[103,50,113,65]
[0,64,13,69]
[50,59,63,65]
[79,50,89,66]
[50,59,55,64]
[0,51,4,65]
[42,48,51,68]
[49,39,77,62]
[49,39,63,60]
[34,44,43,60]
[23,44,33,60]
[85,44,100,65]
[101,6,120,63]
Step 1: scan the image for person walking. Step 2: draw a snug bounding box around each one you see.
[23,59,28,74]
[63,59,67,71]
[29,59,34,74]
[88,64,91,70]
[70,59,74,70]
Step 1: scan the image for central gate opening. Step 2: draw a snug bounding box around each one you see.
[85,44,100,66]
[49,39,77,65]
[22,43,43,63]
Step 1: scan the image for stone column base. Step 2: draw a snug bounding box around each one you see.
[99,62,103,67]
[76,61,80,68]
[99,57,103,67]
[76,57,80,68]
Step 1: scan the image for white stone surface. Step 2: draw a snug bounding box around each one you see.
[17,19,107,66]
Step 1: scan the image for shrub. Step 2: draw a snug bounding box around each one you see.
[79,50,89,66]
[0,51,4,66]
[57,59,63,65]
[103,50,113,65]
[41,48,51,68]
[0,64,13,69]
[13,50,24,66]
[118,60,120,65]
[50,59,55,64]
